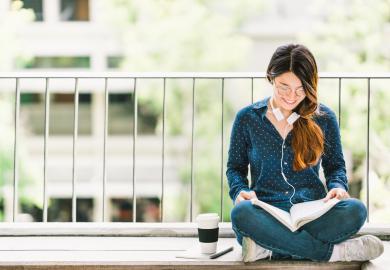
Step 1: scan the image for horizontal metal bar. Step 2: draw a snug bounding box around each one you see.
[0,72,390,79]
[0,72,266,78]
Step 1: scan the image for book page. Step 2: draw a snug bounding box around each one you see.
[290,198,339,229]
[251,199,293,230]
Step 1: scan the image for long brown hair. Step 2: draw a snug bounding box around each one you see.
[266,44,324,171]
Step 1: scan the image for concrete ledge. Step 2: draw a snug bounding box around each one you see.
[0,222,389,240]
[0,237,367,270]
[0,261,363,270]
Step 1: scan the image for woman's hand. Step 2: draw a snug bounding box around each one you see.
[235,190,257,205]
[323,188,350,202]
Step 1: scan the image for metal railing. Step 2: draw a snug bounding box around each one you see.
[1,72,389,224]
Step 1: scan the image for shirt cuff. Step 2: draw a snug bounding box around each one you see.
[233,187,251,203]
[327,182,348,192]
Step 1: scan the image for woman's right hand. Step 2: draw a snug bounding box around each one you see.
[235,190,257,205]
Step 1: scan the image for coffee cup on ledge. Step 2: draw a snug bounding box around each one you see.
[196,213,220,254]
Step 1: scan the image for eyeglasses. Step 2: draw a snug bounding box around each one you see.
[274,83,306,97]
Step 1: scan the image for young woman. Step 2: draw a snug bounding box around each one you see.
[227,44,384,262]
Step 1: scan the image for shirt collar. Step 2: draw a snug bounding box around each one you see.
[252,96,271,119]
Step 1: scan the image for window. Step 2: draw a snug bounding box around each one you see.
[49,93,92,135]
[20,92,92,135]
[24,56,90,68]
[108,93,160,135]
[52,93,90,104]
[13,0,44,21]
[21,93,41,104]
[60,0,89,21]
[107,56,125,69]
[48,198,94,222]
[110,198,160,222]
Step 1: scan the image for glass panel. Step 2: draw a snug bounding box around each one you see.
[47,198,94,222]
[107,56,124,69]
[108,93,133,135]
[60,0,89,21]
[24,56,90,69]
[13,0,43,21]
[108,93,160,135]
[110,198,160,222]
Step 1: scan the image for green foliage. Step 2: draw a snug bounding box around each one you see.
[102,0,266,221]
[103,0,264,71]
[300,0,390,222]
[301,0,390,71]
[0,95,43,220]
[0,1,35,70]
[0,3,40,220]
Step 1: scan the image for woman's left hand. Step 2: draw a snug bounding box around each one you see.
[323,188,350,202]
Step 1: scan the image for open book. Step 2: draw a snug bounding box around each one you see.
[250,198,340,232]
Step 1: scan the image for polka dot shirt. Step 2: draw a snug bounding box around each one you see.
[226,96,348,208]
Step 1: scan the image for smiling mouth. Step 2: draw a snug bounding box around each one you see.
[282,98,296,105]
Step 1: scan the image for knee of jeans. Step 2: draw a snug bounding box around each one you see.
[344,198,367,225]
[230,200,253,228]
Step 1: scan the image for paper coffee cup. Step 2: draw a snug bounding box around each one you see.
[196,213,220,254]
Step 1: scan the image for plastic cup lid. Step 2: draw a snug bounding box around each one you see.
[196,213,219,222]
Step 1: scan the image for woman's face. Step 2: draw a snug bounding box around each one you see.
[272,72,306,111]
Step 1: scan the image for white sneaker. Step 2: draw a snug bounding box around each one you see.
[242,237,272,262]
[341,235,384,261]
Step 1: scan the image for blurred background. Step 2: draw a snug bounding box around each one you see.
[0,0,389,223]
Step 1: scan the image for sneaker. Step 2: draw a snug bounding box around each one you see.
[242,236,272,262]
[341,235,384,261]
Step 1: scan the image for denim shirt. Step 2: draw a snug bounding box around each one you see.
[226,96,348,208]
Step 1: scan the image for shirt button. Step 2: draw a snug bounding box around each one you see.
[285,191,288,194]
[283,145,286,148]
[284,162,287,165]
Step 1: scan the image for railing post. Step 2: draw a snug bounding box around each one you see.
[102,78,108,222]
[72,78,79,222]
[338,78,342,128]
[366,78,371,223]
[43,78,50,222]
[220,78,224,221]
[190,78,195,222]
[132,78,138,223]
[12,78,20,222]
[251,77,254,104]
[161,78,166,222]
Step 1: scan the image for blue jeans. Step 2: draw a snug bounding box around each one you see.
[231,198,367,261]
